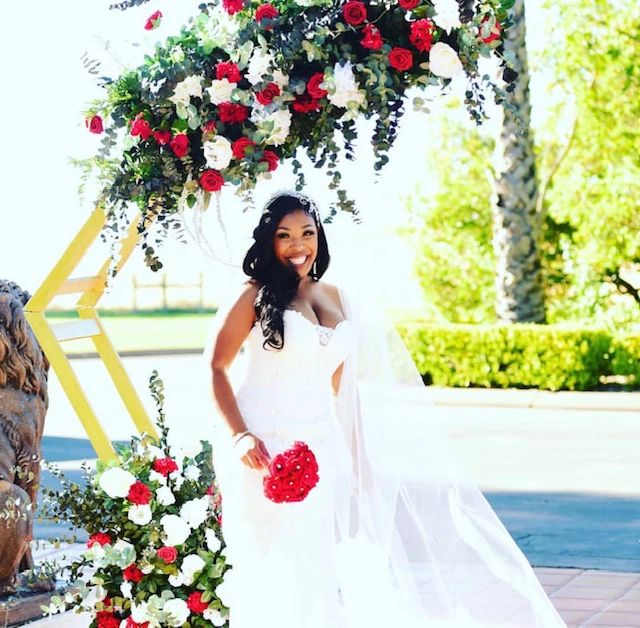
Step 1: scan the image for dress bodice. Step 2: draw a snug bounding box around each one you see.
[234,309,355,441]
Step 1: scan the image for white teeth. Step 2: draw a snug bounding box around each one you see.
[289,256,308,265]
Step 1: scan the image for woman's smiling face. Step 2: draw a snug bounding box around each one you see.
[273,209,318,278]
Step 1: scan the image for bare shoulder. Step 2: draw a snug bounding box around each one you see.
[315,280,343,309]
[224,281,259,324]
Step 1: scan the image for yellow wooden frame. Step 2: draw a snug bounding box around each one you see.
[25,206,158,461]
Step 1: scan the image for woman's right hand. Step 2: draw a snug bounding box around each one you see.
[235,433,271,470]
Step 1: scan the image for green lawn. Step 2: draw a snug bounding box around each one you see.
[48,311,215,354]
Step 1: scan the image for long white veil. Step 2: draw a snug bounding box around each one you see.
[198,202,565,627]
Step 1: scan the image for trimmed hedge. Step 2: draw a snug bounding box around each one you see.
[396,322,639,391]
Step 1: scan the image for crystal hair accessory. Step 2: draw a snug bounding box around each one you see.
[263,190,322,223]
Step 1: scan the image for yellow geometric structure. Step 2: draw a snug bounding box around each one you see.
[25,206,158,461]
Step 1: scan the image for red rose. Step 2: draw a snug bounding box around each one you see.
[218,102,249,124]
[216,61,241,83]
[126,618,149,628]
[156,546,178,564]
[97,611,120,628]
[186,592,209,614]
[260,150,279,172]
[480,16,502,43]
[360,23,383,50]
[153,457,179,477]
[263,441,319,503]
[222,0,244,14]
[131,115,152,141]
[127,480,152,505]
[256,82,281,106]
[307,72,327,99]
[144,10,162,31]
[85,115,103,134]
[293,93,321,113]
[200,169,224,192]
[342,0,367,26]
[398,0,420,9]
[170,133,190,158]
[232,137,256,159]
[87,532,111,548]
[122,564,144,582]
[409,18,435,53]
[388,47,414,71]
[152,130,171,145]
[255,3,279,23]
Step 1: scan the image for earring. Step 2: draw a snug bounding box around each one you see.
[312,261,318,279]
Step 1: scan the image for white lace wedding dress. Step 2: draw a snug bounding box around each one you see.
[209,299,566,628]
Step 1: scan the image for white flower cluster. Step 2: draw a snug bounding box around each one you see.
[327,62,366,111]
[203,136,233,170]
[169,75,204,107]
[251,108,293,146]
[432,0,462,33]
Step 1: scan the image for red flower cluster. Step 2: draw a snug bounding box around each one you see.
[216,61,241,83]
[200,169,224,191]
[127,480,152,505]
[186,591,209,614]
[153,457,179,477]
[153,130,171,145]
[409,18,434,53]
[398,0,420,9]
[126,618,149,628]
[260,149,279,172]
[361,23,383,50]
[263,441,319,503]
[85,115,103,134]
[307,73,327,99]
[171,133,190,158]
[97,611,119,628]
[131,115,152,141]
[293,92,321,113]
[342,0,367,26]
[122,563,144,582]
[218,102,249,124]
[156,545,178,564]
[256,3,279,23]
[223,0,245,14]
[256,82,281,106]
[232,137,256,158]
[87,532,111,548]
[144,10,162,31]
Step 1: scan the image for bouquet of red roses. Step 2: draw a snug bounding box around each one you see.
[263,441,319,503]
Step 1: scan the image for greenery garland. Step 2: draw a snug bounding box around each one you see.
[81,0,515,268]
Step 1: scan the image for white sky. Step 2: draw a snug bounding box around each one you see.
[0,1,551,309]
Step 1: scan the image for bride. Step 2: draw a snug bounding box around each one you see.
[206,191,566,627]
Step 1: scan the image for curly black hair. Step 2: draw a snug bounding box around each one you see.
[242,193,330,350]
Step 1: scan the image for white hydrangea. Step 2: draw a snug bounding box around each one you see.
[168,573,185,587]
[128,504,152,526]
[203,137,233,171]
[131,601,150,624]
[156,485,176,506]
[272,69,289,89]
[206,78,235,105]
[120,582,133,599]
[180,497,210,529]
[432,0,462,33]
[429,42,464,78]
[327,61,366,109]
[149,470,167,485]
[246,48,275,85]
[160,514,191,546]
[180,554,206,586]
[98,467,135,498]
[163,598,191,627]
[169,75,204,107]
[169,470,185,490]
[251,108,292,145]
[203,608,226,627]
[205,528,222,553]
[215,578,233,607]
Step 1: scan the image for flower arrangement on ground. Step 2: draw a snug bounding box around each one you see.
[81,0,514,268]
[39,372,230,627]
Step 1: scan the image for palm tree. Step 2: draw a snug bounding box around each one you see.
[492,0,545,323]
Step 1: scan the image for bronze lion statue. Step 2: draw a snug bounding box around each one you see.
[0,280,50,595]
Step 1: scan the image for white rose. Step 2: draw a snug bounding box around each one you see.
[149,470,167,485]
[205,528,222,553]
[181,497,210,529]
[272,69,289,89]
[429,42,464,78]
[169,83,191,107]
[131,601,149,624]
[120,582,133,599]
[327,62,366,109]
[432,0,462,33]
[163,598,191,627]
[128,504,152,526]
[168,573,184,587]
[160,514,191,546]
[203,608,226,626]
[180,554,206,585]
[156,485,176,506]
[203,137,233,171]
[246,48,274,85]
[170,74,204,106]
[251,108,292,145]
[206,78,235,105]
[98,467,136,498]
